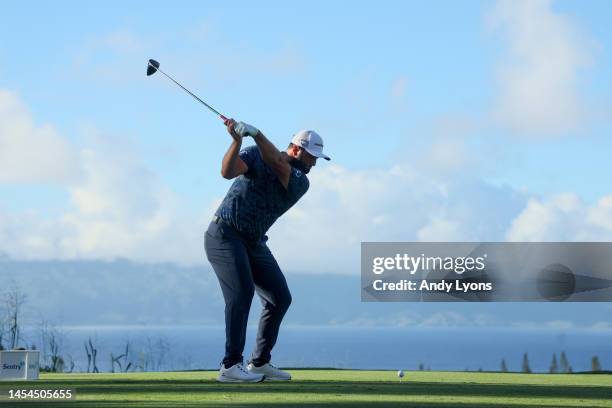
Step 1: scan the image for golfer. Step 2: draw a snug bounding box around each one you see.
[205,119,330,382]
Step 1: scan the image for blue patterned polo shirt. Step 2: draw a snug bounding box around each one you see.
[215,145,310,243]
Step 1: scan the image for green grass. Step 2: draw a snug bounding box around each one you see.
[1,370,611,407]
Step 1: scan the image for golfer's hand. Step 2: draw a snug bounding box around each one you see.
[225,119,242,142]
[234,121,260,138]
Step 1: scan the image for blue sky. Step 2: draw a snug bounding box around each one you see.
[1,0,611,270]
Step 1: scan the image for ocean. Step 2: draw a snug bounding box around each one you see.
[19,325,612,373]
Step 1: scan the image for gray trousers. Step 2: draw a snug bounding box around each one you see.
[204,219,292,367]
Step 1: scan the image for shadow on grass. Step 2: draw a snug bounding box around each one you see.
[8,377,612,407]
[25,378,612,399]
[13,401,612,408]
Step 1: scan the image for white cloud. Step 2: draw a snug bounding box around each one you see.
[0,211,62,257]
[0,90,81,183]
[269,158,527,274]
[4,86,612,271]
[506,193,612,241]
[488,0,595,135]
[506,193,582,241]
[58,138,199,262]
[4,88,612,270]
[586,196,612,231]
[420,138,469,174]
[417,217,462,241]
[0,91,207,264]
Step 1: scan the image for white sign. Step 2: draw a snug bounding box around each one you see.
[0,351,40,381]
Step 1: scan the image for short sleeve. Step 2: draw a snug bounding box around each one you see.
[239,146,258,177]
[287,167,310,198]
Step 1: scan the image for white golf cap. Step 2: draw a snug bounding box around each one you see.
[291,130,331,161]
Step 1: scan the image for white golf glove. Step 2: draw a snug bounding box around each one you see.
[234,121,259,138]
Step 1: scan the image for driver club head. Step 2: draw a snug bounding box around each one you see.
[147,59,160,76]
[145,58,228,122]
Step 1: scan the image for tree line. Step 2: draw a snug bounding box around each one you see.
[1,282,171,373]
[1,282,608,373]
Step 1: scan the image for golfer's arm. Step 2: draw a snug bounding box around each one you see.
[252,131,291,188]
[221,140,248,179]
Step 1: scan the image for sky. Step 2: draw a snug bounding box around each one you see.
[1,0,612,274]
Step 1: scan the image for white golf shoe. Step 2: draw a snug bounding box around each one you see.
[247,362,291,381]
[217,362,265,383]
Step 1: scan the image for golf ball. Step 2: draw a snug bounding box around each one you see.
[397,370,404,378]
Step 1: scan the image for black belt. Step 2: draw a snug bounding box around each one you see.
[211,216,261,244]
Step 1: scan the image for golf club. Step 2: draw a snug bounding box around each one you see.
[146,59,228,123]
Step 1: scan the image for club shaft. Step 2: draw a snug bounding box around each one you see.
[156,67,226,120]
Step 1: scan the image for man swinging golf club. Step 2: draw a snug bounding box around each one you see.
[205,119,330,382]
[145,59,329,381]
